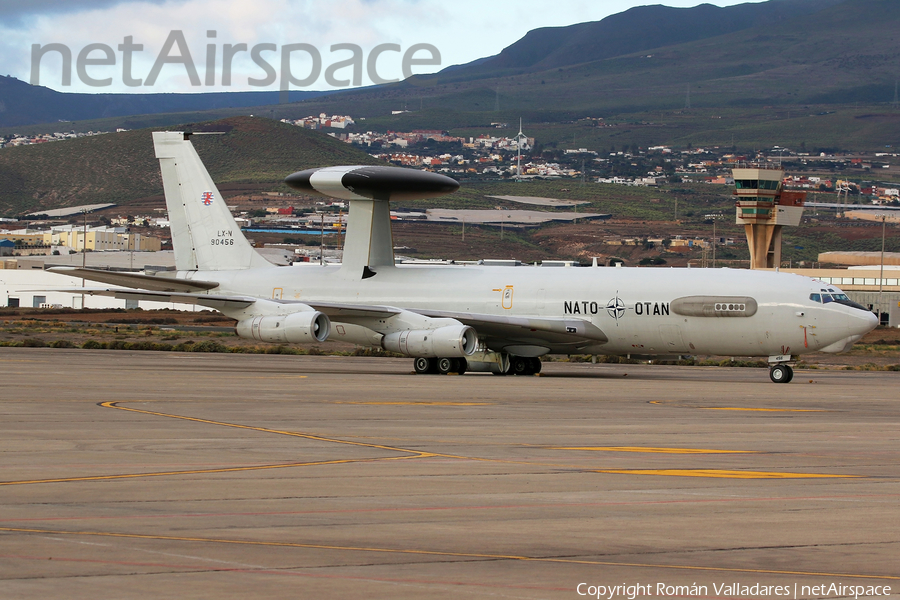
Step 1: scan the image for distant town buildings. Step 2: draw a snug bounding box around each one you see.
[281,114,355,130]
[0,130,119,149]
[0,225,161,255]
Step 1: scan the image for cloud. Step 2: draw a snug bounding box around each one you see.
[0,0,174,25]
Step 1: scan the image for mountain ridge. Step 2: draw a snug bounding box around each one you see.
[446,0,845,78]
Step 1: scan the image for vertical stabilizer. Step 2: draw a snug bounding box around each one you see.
[153,132,271,271]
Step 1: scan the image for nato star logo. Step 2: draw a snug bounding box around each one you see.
[606,295,626,321]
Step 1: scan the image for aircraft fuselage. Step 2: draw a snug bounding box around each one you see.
[188,263,875,358]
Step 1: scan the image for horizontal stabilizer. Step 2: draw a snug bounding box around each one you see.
[49,267,219,293]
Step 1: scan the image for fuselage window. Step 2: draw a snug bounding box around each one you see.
[810,293,821,303]
[822,294,834,303]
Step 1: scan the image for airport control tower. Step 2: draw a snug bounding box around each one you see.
[733,166,806,269]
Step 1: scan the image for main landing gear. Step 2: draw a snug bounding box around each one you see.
[769,363,794,384]
[413,357,467,375]
[412,355,542,375]
[508,356,542,376]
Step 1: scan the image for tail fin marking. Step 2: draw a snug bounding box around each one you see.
[153,131,270,271]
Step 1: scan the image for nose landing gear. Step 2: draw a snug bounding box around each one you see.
[769,363,794,384]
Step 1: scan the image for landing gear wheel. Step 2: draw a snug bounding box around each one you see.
[437,357,454,374]
[414,357,436,375]
[511,356,534,376]
[769,364,793,384]
[529,357,542,374]
[457,359,468,375]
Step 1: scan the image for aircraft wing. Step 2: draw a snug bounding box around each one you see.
[305,302,401,319]
[305,303,607,345]
[411,308,609,346]
[48,267,219,293]
[52,287,256,310]
[48,285,400,316]
[48,279,606,349]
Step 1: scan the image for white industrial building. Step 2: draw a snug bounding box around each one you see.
[0,268,201,310]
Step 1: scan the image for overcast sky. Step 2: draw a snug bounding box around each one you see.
[2,0,754,94]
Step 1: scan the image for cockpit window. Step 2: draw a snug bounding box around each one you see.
[811,290,871,312]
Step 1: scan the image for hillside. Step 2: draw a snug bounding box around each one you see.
[445,0,843,77]
[0,116,380,216]
[0,75,329,128]
[328,0,898,113]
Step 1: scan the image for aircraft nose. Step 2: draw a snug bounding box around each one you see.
[850,309,879,337]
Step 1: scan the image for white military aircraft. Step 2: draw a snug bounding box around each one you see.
[52,131,878,383]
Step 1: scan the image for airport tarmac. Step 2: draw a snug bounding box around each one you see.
[1,348,898,599]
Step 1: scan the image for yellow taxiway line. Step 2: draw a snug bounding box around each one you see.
[592,469,859,479]
[0,402,855,486]
[335,401,490,406]
[551,447,756,454]
[649,401,826,412]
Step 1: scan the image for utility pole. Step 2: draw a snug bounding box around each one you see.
[879,213,886,324]
[82,209,87,269]
[81,209,87,308]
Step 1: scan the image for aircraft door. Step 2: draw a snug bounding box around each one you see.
[501,285,514,310]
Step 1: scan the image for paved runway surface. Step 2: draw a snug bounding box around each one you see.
[1,348,898,599]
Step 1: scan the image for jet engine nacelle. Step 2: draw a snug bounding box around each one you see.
[382,325,477,358]
[235,311,330,344]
